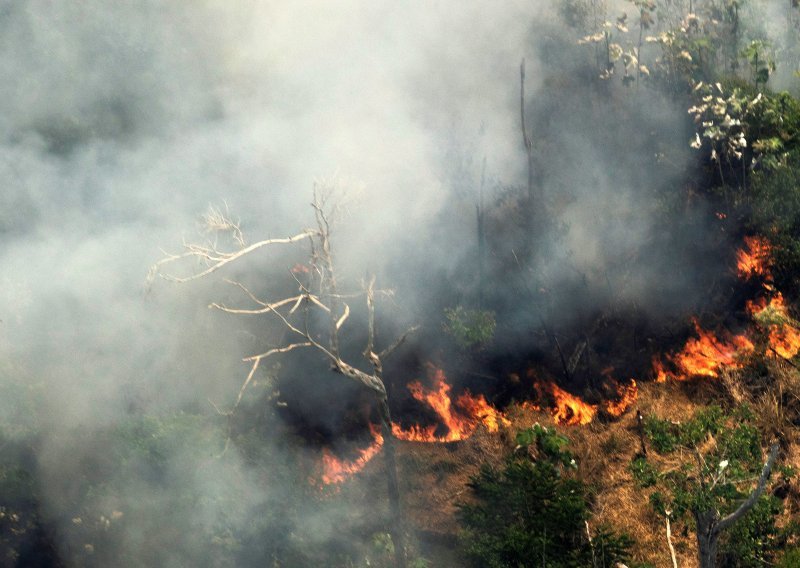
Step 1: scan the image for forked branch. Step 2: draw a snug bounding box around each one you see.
[150,230,317,283]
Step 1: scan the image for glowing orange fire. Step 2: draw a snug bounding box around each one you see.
[392,366,509,442]
[603,379,638,417]
[530,380,597,426]
[653,356,669,383]
[737,235,772,281]
[652,320,754,381]
[748,293,800,359]
[769,326,800,359]
[321,423,384,485]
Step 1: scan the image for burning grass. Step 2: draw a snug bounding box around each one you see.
[392,365,510,443]
[653,319,754,382]
[321,423,384,485]
[737,235,773,281]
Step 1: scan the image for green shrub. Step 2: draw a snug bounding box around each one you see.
[719,496,782,568]
[641,406,791,566]
[458,426,632,568]
[644,405,725,454]
[777,548,800,567]
[630,456,660,488]
[443,306,496,349]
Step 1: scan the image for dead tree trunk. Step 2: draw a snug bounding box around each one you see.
[693,443,779,568]
[476,156,487,309]
[152,189,415,568]
[378,397,406,568]
[520,58,536,242]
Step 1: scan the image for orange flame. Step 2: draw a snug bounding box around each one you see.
[737,236,772,281]
[530,380,597,426]
[769,326,800,359]
[320,423,384,485]
[748,293,800,359]
[392,366,509,442]
[652,320,754,381]
[603,379,638,417]
[652,356,670,383]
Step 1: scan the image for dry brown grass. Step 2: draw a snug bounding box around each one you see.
[337,365,800,567]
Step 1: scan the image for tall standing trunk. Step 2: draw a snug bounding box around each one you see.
[476,157,487,310]
[695,510,720,568]
[378,396,406,568]
[520,59,538,253]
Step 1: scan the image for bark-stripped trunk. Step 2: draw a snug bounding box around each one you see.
[378,397,406,568]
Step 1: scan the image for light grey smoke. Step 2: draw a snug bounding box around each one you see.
[0,0,788,564]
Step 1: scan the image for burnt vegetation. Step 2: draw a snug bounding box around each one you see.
[3,1,800,567]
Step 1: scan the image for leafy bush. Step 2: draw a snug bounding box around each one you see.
[630,456,660,488]
[443,306,496,349]
[640,406,793,566]
[644,405,725,454]
[777,547,800,568]
[458,426,632,568]
[719,496,782,568]
[749,159,800,292]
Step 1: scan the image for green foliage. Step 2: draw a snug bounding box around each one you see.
[719,496,782,567]
[630,456,660,488]
[777,548,800,568]
[443,306,496,349]
[643,405,725,454]
[749,152,800,290]
[458,428,632,568]
[641,406,788,564]
[740,40,775,90]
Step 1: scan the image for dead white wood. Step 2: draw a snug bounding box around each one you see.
[665,511,678,568]
[151,230,316,283]
[154,189,414,568]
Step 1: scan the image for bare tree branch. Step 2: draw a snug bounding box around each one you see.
[335,303,350,331]
[152,230,317,283]
[154,190,410,567]
[380,325,420,360]
[715,442,780,534]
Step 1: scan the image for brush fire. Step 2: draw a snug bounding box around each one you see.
[319,236,798,486]
[320,366,638,485]
[652,237,800,383]
[391,365,510,443]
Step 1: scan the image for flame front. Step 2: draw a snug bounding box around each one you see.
[749,293,800,359]
[769,326,800,359]
[530,380,597,426]
[653,320,754,381]
[321,423,384,485]
[674,320,754,378]
[737,235,772,280]
[603,379,638,417]
[392,366,509,442]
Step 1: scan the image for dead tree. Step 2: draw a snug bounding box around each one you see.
[693,442,779,568]
[520,58,535,222]
[150,187,414,568]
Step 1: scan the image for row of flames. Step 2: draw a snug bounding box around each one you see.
[653,236,800,382]
[321,365,637,484]
[321,236,800,485]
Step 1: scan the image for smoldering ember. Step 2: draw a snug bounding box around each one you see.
[2,2,800,567]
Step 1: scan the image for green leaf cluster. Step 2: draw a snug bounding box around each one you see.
[639,406,793,564]
[443,306,496,349]
[458,427,632,568]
